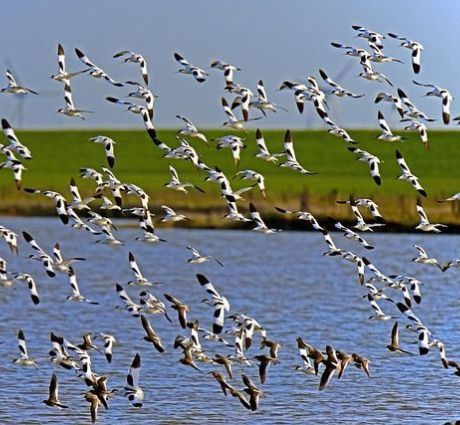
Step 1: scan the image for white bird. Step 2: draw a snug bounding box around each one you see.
[374,92,404,118]
[254,129,283,163]
[161,205,190,222]
[234,170,266,198]
[127,251,158,286]
[174,53,208,83]
[113,50,149,85]
[13,329,36,366]
[324,118,356,144]
[319,69,364,98]
[221,97,260,131]
[367,294,391,321]
[89,136,116,168]
[335,222,374,250]
[22,231,55,277]
[402,119,429,150]
[279,130,316,175]
[115,283,142,317]
[352,25,385,48]
[24,188,69,223]
[415,199,447,233]
[387,33,424,74]
[438,193,460,203]
[57,82,92,119]
[186,246,223,267]
[66,266,98,304]
[249,203,280,234]
[395,150,427,197]
[336,198,384,223]
[175,115,208,145]
[12,273,40,305]
[210,60,240,87]
[413,80,453,125]
[348,147,382,186]
[0,154,25,190]
[53,242,86,273]
[349,200,385,232]
[397,89,435,122]
[196,273,230,334]
[224,200,251,223]
[1,119,32,159]
[0,225,19,254]
[275,207,324,231]
[97,333,117,363]
[51,43,88,83]
[411,245,443,270]
[250,80,288,115]
[75,48,123,86]
[122,353,144,408]
[1,69,37,95]
[358,62,393,87]
[165,165,204,194]
[214,134,246,166]
[377,111,402,142]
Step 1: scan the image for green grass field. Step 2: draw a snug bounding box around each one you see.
[2,128,460,228]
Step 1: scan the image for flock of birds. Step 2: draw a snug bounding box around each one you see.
[1,25,460,423]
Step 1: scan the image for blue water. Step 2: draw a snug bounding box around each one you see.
[0,217,458,424]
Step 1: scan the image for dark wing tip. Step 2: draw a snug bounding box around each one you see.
[196,273,208,285]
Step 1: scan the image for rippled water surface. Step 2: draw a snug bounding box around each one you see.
[0,217,459,424]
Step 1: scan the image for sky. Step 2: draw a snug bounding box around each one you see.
[1,0,459,130]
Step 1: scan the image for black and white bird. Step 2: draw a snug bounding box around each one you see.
[279,130,316,175]
[22,231,55,277]
[415,199,447,233]
[275,207,324,231]
[210,60,240,87]
[1,69,37,95]
[113,50,149,85]
[161,205,190,222]
[221,97,260,131]
[254,129,284,163]
[174,53,208,83]
[234,170,266,198]
[352,25,385,48]
[411,245,443,269]
[334,222,374,250]
[377,111,402,142]
[14,274,40,305]
[66,266,99,304]
[127,251,157,286]
[13,329,36,366]
[324,118,356,144]
[176,115,208,145]
[89,136,116,168]
[75,48,123,86]
[358,62,393,87]
[387,33,424,74]
[165,165,204,194]
[97,333,117,363]
[51,43,88,83]
[115,283,142,317]
[374,92,404,118]
[249,203,280,234]
[413,80,453,125]
[186,246,223,267]
[250,80,288,115]
[398,89,435,122]
[402,119,429,150]
[395,150,427,197]
[57,82,92,119]
[336,198,384,223]
[122,353,144,408]
[319,69,364,98]
[1,119,33,159]
[196,273,230,334]
[53,243,86,273]
[348,147,382,186]
[0,224,19,254]
[0,150,26,190]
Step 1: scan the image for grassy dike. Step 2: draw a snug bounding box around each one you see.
[1,128,460,230]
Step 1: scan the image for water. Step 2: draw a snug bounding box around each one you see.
[0,217,458,424]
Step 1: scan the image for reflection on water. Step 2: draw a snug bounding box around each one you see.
[0,217,459,424]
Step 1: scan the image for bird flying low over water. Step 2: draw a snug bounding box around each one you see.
[415,199,447,233]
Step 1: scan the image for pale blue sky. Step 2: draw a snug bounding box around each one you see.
[1,0,459,129]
